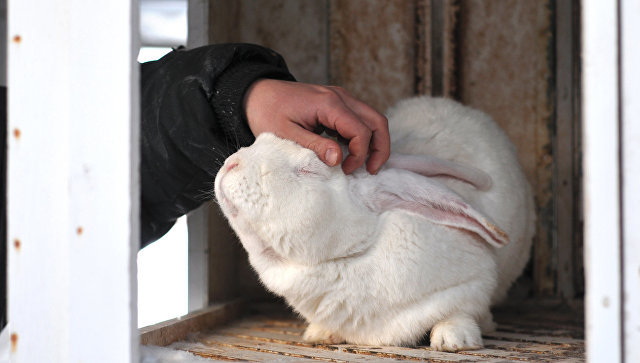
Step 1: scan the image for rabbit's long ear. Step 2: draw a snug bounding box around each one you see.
[353,170,509,247]
[386,154,492,191]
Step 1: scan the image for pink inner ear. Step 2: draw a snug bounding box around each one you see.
[377,192,509,247]
[386,154,493,191]
[357,170,509,248]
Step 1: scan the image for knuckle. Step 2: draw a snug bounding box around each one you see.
[306,138,327,154]
[318,88,342,105]
[378,115,389,127]
[361,127,373,139]
[328,85,347,94]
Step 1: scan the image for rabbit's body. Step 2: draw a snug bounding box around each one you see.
[215,96,535,351]
[386,97,535,304]
[259,207,497,347]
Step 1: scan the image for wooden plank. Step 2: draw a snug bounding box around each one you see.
[201,334,504,362]
[209,0,329,85]
[479,332,581,346]
[208,313,583,362]
[7,0,139,362]
[329,0,416,113]
[205,204,245,301]
[214,326,562,362]
[173,340,316,362]
[153,301,584,361]
[414,0,431,95]
[188,0,209,48]
[621,0,640,361]
[482,339,583,357]
[581,0,622,362]
[456,0,554,296]
[187,205,210,312]
[140,301,244,347]
[186,0,211,314]
[415,0,458,97]
[197,334,403,362]
[554,0,579,300]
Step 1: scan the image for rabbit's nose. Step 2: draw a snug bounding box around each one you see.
[225,161,239,172]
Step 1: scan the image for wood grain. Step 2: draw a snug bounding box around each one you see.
[329,0,416,113]
[140,301,244,347]
[164,301,585,361]
[456,0,555,295]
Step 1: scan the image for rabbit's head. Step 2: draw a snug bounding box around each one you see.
[214,133,376,265]
[215,133,509,267]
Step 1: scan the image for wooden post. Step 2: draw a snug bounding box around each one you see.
[187,0,210,313]
[621,0,640,361]
[554,0,580,300]
[7,1,139,361]
[582,0,621,361]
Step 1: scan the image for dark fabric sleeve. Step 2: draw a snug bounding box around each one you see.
[140,43,296,246]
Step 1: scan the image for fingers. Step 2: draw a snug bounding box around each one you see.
[314,94,372,174]
[278,124,344,167]
[243,79,390,174]
[323,87,390,174]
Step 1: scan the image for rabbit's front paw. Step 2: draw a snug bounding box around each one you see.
[430,314,483,352]
[303,323,345,345]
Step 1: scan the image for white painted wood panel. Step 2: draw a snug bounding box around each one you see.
[186,0,210,313]
[582,1,622,362]
[187,0,208,49]
[621,0,640,361]
[7,1,139,362]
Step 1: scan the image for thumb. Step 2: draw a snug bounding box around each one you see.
[286,127,343,167]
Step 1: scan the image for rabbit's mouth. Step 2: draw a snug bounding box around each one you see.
[219,189,238,217]
[215,176,239,218]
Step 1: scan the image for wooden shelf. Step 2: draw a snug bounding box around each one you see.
[141,300,585,362]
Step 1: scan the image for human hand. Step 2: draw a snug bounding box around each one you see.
[243,79,390,174]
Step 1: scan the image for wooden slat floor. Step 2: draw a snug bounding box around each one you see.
[169,301,585,362]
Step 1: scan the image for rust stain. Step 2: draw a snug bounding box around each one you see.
[76,226,83,236]
[10,333,18,353]
[13,128,20,140]
[12,35,21,44]
[13,239,20,251]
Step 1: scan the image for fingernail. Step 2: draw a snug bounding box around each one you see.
[325,148,339,165]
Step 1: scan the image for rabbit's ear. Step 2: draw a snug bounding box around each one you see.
[386,154,492,191]
[353,170,509,247]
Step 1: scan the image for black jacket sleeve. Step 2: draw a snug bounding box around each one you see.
[140,43,296,246]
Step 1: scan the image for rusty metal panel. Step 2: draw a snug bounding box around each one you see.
[456,0,555,296]
[209,0,329,85]
[329,0,416,113]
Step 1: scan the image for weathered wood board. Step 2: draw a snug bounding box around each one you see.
[209,0,329,85]
[456,0,555,296]
[156,301,584,362]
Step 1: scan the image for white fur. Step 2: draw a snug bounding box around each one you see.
[214,96,535,351]
[141,345,211,363]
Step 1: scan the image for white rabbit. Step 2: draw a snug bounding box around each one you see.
[214,96,535,351]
